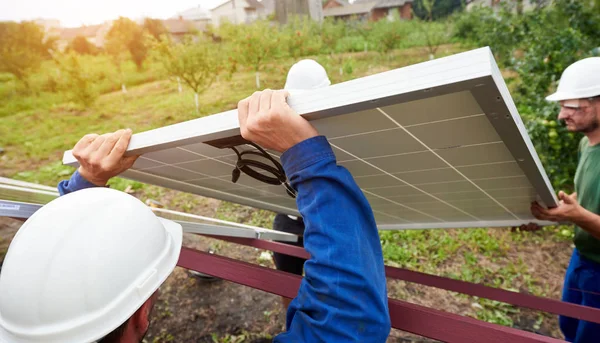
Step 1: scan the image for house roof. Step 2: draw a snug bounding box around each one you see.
[354,0,413,8]
[59,24,103,40]
[259,0,275,13]
[212,0,263,11]
[323,1,377,16]
[245,0,265,9]
[161,19,195,34]
[175,6,212,21]
[329,0,351,5]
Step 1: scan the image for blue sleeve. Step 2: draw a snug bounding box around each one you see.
[274,136,391,343]
[57,170,99,196]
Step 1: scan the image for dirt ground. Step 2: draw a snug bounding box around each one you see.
[0,201,571,342]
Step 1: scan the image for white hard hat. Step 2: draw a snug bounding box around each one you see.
[546,57,600,101]
[284,59,331,91]
[0,188,182,343]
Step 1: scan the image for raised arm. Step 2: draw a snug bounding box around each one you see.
[238,90,390,342]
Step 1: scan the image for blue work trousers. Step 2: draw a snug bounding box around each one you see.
[560,249,600,343]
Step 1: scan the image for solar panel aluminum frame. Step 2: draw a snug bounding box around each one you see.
[62,47,559,230]
[0,184,59,207]
[0,180,298,242]
[0,177,59,193]
[0,199,298,242]
[0,200,43,219]
[151,208,298,242]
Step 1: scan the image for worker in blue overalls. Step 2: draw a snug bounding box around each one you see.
[0,88,391,342]
[271,59,332,311]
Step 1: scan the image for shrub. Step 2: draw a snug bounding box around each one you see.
[55,53,100,108]
[152,36,224,96]
[453,0,600,190]
[369,10,407,55]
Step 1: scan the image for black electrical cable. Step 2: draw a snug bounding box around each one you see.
[230,142,297,198]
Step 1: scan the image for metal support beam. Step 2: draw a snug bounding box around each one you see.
[203,234,600,325]
[0,199,299,242]
[178,248,563,343]
[0,200,43,219]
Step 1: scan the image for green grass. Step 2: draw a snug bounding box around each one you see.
[0,45,464,178]
[0,58,166,119]
[381,225,572,328]
[215,201,276,229]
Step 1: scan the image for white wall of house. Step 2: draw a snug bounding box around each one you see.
[466,0,540,12]
[92,22,112,48]
[211,0,251,27]
[308,0,324,22]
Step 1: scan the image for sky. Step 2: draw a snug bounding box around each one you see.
[0,0,228,27]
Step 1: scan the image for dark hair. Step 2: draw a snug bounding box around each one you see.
[98,319,129,343]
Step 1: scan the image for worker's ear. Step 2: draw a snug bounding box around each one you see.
[132,293,158,338]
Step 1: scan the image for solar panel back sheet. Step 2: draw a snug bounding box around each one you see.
[63,47,558,230]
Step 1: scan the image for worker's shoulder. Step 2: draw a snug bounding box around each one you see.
[579,136,589,152]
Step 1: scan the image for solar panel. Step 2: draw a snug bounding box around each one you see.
[63,47,558,230]
[0,179,296,241]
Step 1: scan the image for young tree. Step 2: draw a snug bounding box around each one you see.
[104,36,129,93]
[143,18,168,41]
[0,21,54,89]
[319,17,346,55]
[369,11,405,56]
[153,36,224,113]
[415,0,453,59]
[318,17,347,75]
[68,36,98,55]
[413,0,462,19]
[282,16,322,58]
[105,17,148,71]
[224,20,281,88]
[55,52,99,108]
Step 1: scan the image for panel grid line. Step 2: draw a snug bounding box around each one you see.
[372,210,414,224]
[138,148,293,199]
[427,186,536,196]
[141,148,275,194]
[328,141,510,167]
[455,160,519,168]
[431,141,505,151]
[352,160,519,179]
[402,113,486,128]
[135,156,167,170]
[376,107,520,220]
[339,141,506,162]
[380,194,540,207]
[361,190,444,222]
[124,169,298,214]
[178,147,281,164]
[329,142,480,221]
[360,173,527,190]
[139,165,290,199]
[328,127,400,141]
[177,147,237,166]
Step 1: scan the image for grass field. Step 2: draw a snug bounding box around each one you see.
[0,43,573,338]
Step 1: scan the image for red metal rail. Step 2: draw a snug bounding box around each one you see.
[178,247,564,343]
[202,234,600,325]
[10,217,595,340]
